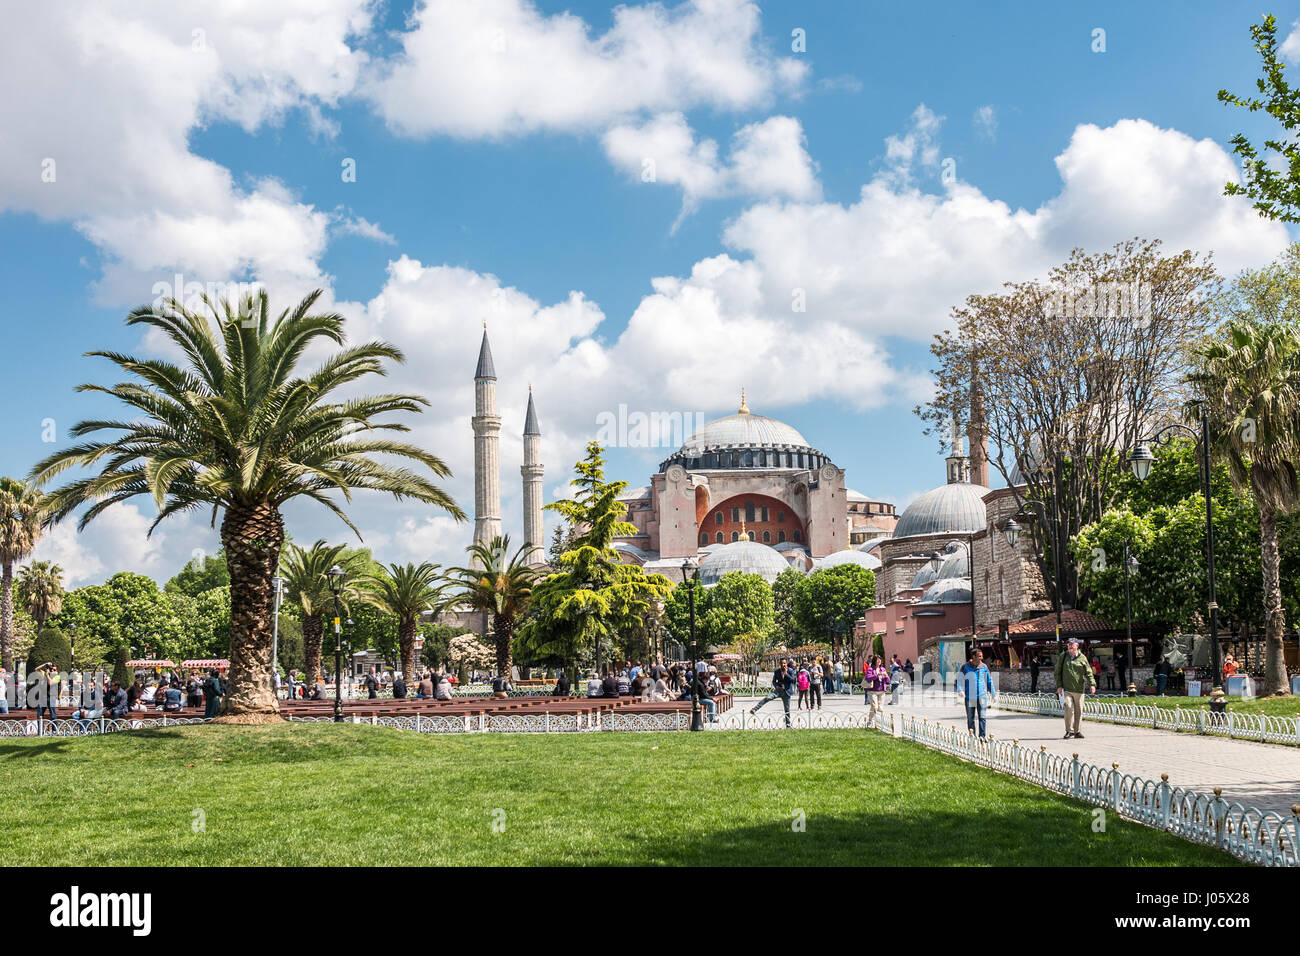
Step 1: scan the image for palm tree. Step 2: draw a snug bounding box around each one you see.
[17,561,64,633]
[0,478,47,670]
[1188,317,1300,696]
[31,290,465,719]
[450,535,539,679]
[280,541,352,686]
[358,562,451,681]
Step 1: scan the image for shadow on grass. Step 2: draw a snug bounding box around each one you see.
[525,808,1240,867]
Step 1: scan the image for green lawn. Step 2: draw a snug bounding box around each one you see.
[0,725,1239,866]
[1122,694,1300,718]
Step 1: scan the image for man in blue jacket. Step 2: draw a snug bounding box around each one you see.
[957,649,997,737]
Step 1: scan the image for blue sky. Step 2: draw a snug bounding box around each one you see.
[2,0,1297,584]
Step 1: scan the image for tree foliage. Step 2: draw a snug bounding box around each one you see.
[919,240,1220,607]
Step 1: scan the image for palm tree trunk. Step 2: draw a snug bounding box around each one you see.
[219,502,285,720]
[303,613,323,687]
[493,612,512,679]
[1259,500,1290,696]
[399,616,416,681]
[0,562,12,671]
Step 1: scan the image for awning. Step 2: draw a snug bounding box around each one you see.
[126,659,176,668]
[181,659,230,669]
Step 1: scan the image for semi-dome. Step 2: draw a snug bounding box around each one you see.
[919,577,972,604]
[698,539,792,586]
[893,482,989,539]
[660,395,830,473]
[813,549,881,572]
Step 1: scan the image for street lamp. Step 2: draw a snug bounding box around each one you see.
[679,557,702,732]
[67,622,77,706]
[326,564,346,722]
[1129,406,1225,711]
[271,575,285,697]
[1123,541,1139,697]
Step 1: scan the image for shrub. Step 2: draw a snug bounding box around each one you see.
[25,627,71,676]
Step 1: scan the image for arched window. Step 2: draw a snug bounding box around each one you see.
[778,530,787,543]
[762,530,771,543]
[716,531,724,543]
[793,530,802,543]
[731,531,739,542]
[715,511,723,526]
[731,507,740,523]
[700,532,708,546]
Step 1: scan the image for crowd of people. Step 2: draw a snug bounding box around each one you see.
[0,665,227,722]
[568,658,725,720]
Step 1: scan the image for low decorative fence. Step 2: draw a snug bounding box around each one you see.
[896,713,1300,867]
[0,715,210,736]
[995,692,1300,746]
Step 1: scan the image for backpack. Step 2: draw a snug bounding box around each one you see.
[797,670,810,691]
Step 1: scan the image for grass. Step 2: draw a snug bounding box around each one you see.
[0,725,1240,867]
[1116,695,1300,718]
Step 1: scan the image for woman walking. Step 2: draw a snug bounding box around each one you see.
[865,656,888,725]
[809,657,823,710]
[796,661,810,709]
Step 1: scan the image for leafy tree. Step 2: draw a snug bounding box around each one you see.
[700,572,774,650]
[0,478,47,670]
[795,565,876,655]
[663,578,707,654]
[49,572,191,669]
[771,567,809,645]
[32,290,464,719]
[358,562,450,680]
[164,551,230,598]
[17,561,64,633]
[446,632,494,678]
[517,442,673,674]
[920,240,1219,608]
[416,622,458,671]
[1074,441,1265,640]
[1219,14,1300,222]
[451,536,538,678]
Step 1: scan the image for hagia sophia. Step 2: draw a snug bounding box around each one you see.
[466,328,1067,674]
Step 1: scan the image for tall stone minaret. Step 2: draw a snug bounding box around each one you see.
[521,386,545,565]
[945,415,970,484]
[472,325,502,555]
[967,363,989,488]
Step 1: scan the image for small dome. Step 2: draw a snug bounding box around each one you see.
[773,541,809,553]
[910,563,941,589]
[920,577,972,604]
[813,549,881,572]
[893,483,989,539]
[857,536,891,553]
[698,539,791,586]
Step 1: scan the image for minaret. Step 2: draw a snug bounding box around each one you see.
[967,363,989,487]
[472,325,502,557]
[521,386,545,565]
[945,415,970,484]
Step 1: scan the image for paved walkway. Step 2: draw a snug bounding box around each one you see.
[728,689,1300,814]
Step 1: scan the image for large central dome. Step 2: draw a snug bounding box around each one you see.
[679,411,810,456]
[661,396,828,473]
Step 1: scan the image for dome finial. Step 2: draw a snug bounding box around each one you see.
[738,518,750,542]
[738,387,749,414]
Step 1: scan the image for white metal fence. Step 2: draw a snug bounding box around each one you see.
[995,692,1300,746]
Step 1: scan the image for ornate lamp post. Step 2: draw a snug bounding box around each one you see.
[1123,540,1139,697]
[1002,502,1064,645]
[326,564,346,722]
[1129,407,1225,711]
[679,557,702,732]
